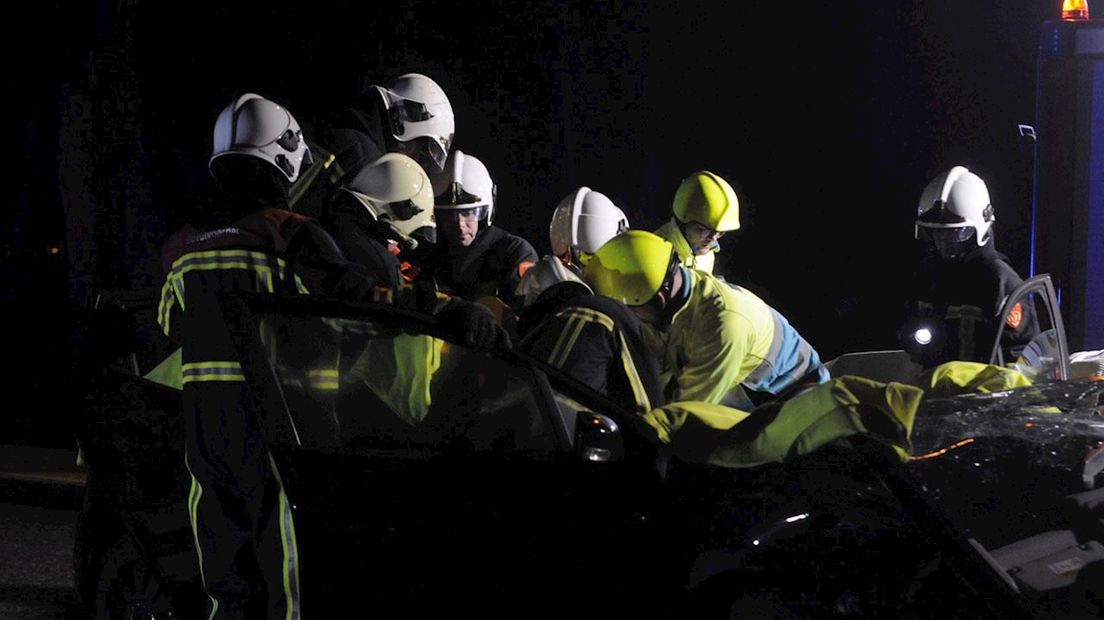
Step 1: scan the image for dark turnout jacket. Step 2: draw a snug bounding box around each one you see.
[902,242,1039,367]
[519,288,664,416]
[424,226,537,305]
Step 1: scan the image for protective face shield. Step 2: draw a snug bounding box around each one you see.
[916,165,994,258]
[549,187,630,271]
[345,152,435,248]
[672,171,740,232]
[210,93,313,183]
[915,226,977,259]
[375,73,455,173]
[431,150,495,225]
[583,230,678,307]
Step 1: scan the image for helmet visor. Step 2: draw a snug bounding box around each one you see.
[234,98,293,148]
[917,200,968,226]
[917,225,975,258]
[422,134,451,172]
[397,135,451,173]
[435,205,488,221]
[397,98,435,123]
[383,89,454,172]
[386,198,423,221]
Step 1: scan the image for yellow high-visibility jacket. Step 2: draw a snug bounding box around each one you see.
[643,269,828,406]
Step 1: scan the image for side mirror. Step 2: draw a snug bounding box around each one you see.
[575,411,624,463]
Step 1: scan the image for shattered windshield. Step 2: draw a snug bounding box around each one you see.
[907,379,1104,548]
[912,380,1104,454]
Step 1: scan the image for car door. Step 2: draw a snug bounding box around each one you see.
[989,273,1070,380]
[221,293,667,616]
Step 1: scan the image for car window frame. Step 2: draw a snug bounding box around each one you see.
[219,291,639,458]
[988,274,1070,380]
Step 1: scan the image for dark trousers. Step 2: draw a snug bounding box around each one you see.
[183,383,300,620]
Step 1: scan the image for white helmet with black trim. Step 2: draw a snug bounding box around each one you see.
[431,150,495,225]
[210,93,312,182]
[549,186,629,271]
[916,165,995,257]
[344,152,435,248]
[375,73,455,173]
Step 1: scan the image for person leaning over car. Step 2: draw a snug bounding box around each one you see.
[516,186,663,417]
[584,230,829,410]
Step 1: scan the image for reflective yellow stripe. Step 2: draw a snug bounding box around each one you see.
[293,274,309,294]
[182,361,245,384]
[268,454,301,620]
[167,250,298,292]
[548,315,586,368]
[559,306,615,331]
[548,307,616,369]
[549,307,651,413]
[288,159,322,207]
[158,277,177,336]
[184,453,219,620]
[160,250,309,337]
[617,332,652,414]
[307,368,339,391]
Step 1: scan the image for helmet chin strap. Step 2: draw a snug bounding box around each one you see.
[657,265,689,328]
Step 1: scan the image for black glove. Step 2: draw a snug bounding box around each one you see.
[437,299,512,354]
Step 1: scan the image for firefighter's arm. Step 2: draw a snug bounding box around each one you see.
[426,295,512,354]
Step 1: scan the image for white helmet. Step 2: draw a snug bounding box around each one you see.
[431,150,495,225]
[210,93,312,182]
[375,73,455,173]
[916,166,995,253]
[344,153,435,248]
[549,186,629,269]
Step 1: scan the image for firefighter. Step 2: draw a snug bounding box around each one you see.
[340,71,452,175]
[321,152,436,288]
[654,170,740,275]
[157,92,501,620]
[584,230,829,409]
[515,187,661,416]
[424,150,538,306]
[289,72,455,215]
[514,186,629,322]
[901,165,1039,368]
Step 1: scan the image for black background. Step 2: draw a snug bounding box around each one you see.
[7,0,1080,444]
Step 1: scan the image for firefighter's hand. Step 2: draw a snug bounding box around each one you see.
[440,299,512,353]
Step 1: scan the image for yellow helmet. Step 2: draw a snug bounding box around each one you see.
[672,171,740,232]
[583,230,675,306]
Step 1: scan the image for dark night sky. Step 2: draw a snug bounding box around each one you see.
[7,0,1084,443]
